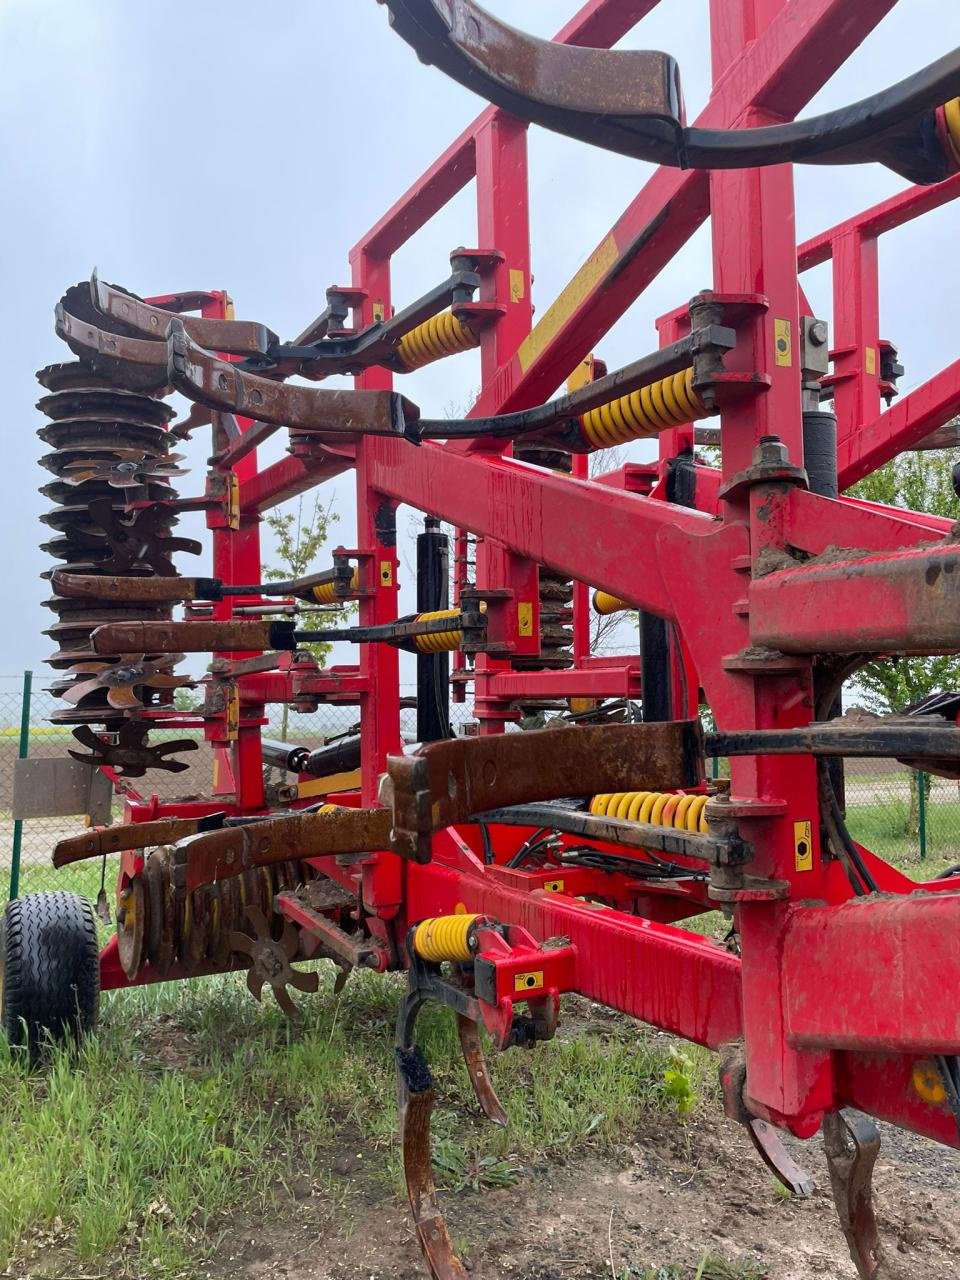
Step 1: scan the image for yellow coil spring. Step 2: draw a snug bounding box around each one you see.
[414,913,479,963]
[396,312,479,371]
[311,567,360,605]
[944,98,960,167]
[592,590,631,616]
[414,608,464,653]
[579,368,708,450]
[590,790,709,834]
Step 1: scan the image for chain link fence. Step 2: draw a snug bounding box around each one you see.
[0,673,478,905]
[3,673,958,905]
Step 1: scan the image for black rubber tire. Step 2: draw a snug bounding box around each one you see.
[0,891,100,1053]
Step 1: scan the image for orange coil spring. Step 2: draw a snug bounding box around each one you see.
[590,790,709,834]
[396,312,479,371]
[942,98,960,168]
[592,590,630,616]
[413,609,464,653]
[579,368,708,450]
[311,567,360,604]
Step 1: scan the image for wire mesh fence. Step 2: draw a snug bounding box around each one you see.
[3,672,958,906]
[0,673,477,905]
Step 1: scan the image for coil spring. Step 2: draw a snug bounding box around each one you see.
[311,567,360,605]
[942,98,960,168]
[414,608,465,653]
[590,790,709,834]
[579,368,708,450]
[592,590,631,616]
[413,913,480,963]
[396,312,479,371]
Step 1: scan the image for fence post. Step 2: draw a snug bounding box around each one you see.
[918,769,927,863]
[8,669,33,901]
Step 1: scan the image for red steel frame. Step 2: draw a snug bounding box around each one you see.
[96,0,960,1154]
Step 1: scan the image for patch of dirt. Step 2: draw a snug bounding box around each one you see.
[207,1109,960,1280]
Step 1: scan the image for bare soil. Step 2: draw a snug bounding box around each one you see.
[210,1109,960,1280]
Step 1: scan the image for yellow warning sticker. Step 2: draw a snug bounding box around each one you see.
[794,820,813,872]
[544,880,564,893]
[509,268,526,302]
[865,346,877,375]
[514,970,544,993]
[517,601,534,636]
[372,302,386,323]
[379,560,394,587]
[774,319,792,367]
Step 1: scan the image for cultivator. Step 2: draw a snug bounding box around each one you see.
[7,1,960,1276]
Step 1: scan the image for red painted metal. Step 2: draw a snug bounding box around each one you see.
[93,0,960,1171]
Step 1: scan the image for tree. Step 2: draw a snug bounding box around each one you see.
[262,491,352,741]
[848,440,960,829]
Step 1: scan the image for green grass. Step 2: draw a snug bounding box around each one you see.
[5,794,957,1278]
[0,939,697,1279]
[846,799,960,879]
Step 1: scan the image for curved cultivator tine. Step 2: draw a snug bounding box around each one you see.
[456,1014,507,1127]
[397,1045,469,1280]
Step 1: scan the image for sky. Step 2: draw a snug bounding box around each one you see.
[0,0,958,682]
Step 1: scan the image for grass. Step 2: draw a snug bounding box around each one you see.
[4,791,958,1278]
[845,798,960,879]
[0,875,703,1280]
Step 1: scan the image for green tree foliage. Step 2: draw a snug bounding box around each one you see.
[262,492,353,740]
[849,445,960,715]
[849,443,960,833]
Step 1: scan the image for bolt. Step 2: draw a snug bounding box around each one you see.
[808,320,828,346]
[753,435,789,467]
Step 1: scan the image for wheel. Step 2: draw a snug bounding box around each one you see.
[0,891,100,1052]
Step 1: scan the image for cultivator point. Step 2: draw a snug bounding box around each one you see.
[10,3,960,1277]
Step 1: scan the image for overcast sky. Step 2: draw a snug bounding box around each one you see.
[0,1,958,681]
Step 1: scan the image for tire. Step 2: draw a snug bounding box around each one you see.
[0,891,100,1053]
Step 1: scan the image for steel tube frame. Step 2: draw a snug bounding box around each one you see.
[100,0,960,1155]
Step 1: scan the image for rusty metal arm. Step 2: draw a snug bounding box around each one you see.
[51,568,356,605]
[53,815,227,868]
[165,321,421,439]
[749,542,960,655]
[90,610,484,656]
[91,274,278,356]
[181,807,393,893]
[385,721,703,862]
[381,1,960,184]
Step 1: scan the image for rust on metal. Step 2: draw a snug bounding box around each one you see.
[92,619,275,655]
[182,806,393,893]
[747,1119,815,1199]
[52,571,202,603]
[91,275,278,356]
[53,817,220,868]
[116,874,146,980]
[386,720,703,862]
[822,1112,887,1280]
[397,1047,469,1280]
[456,1013,507,1126]
[55,298,169,393]
[228,904,320,1021]
[68,722,199,777]
[275,889,384,972]
[166,321,419,437]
